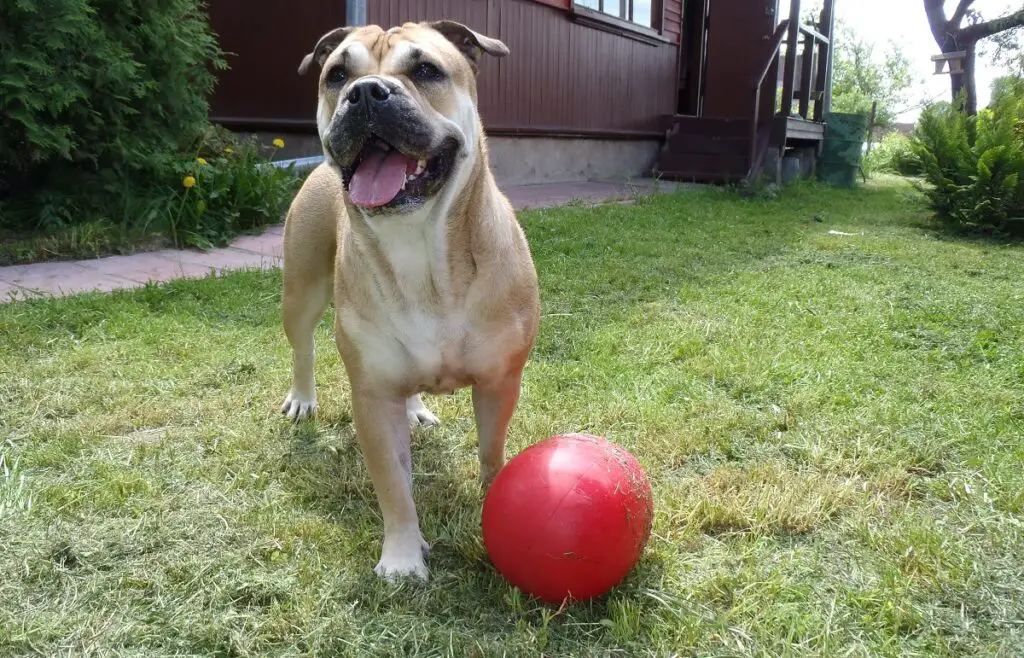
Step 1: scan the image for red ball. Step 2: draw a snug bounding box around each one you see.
[482,433,654,604]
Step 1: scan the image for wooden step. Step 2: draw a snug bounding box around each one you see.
[652,168,748,183]
[668,115,753,139]
[655,152,749,176]
[663,133,749,157]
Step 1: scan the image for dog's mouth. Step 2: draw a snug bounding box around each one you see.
[339,136,458,211]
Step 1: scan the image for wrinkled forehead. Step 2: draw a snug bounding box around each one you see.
[325,24,461,73]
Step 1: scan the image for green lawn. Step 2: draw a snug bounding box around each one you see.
[2,178,1022,656]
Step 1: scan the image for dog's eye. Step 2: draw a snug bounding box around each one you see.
[412,62,444,83]
[325,67,347,86]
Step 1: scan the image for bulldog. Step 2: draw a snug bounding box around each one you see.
[279,21,540,581]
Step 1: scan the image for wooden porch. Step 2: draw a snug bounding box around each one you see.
[654,0,835,183]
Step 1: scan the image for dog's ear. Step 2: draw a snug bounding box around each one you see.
[424,20,509,72]
[298,26,356,75]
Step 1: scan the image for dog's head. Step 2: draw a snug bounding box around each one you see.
[298,21,508,214]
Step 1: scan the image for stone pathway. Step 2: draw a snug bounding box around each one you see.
[0,178,682,302]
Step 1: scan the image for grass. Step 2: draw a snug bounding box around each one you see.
[1,177,1023,656]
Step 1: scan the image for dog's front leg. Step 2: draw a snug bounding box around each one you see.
[472,371,524,488]
[351,389,429,580]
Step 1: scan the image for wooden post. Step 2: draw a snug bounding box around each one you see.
[780,0,802,118]
[861,100,877,182]
[818,0,836,118]
[864,101,878,156]
[799,31,815,119]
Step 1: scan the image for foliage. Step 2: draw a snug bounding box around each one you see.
[864,131,921,176]
[986,18,1023,75]
[0,128,300,264]
[165,130,300,250]
[0,0,300,260]
[912,76,1024,234]
[829,20,914,127]
[0,0,223,192]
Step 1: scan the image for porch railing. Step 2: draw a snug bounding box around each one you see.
[747,0,834,178]
[780,0,833,121]
[748,19,791,177]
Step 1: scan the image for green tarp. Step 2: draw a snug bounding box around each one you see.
[817,112,870,188]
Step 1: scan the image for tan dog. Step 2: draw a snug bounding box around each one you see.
[279,21,540,581]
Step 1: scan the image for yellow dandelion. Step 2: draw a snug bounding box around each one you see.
[196,157,208,166]
[273,138,286,148]
[182,175,196,189]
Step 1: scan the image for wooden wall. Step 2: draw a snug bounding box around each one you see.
[663,0,684,43]
[206,0,346,130]
[208,0,682,139]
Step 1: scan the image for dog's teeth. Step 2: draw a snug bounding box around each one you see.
[415,159,427,175]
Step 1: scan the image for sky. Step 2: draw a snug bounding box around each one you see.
[830,0,1016,122]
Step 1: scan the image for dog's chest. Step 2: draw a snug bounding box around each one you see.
[340,216,480,393]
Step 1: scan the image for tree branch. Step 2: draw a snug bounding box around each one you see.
[959,7,1024,42]
[948,0,975,30]
[923,0,952,47]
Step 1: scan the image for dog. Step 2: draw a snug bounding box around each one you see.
[279,21,540,581]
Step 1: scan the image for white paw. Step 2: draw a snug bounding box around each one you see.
[281,389,317,420]
[374,536,430,581]
[406,397,440,428]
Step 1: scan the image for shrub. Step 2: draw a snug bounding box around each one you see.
[0,1,301,262]
[0,0,223,197]
[865,131,921,176]
[912,79,1024,235]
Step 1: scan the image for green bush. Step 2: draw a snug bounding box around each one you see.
[912,78,1024,235]
[0,0,223,198]
[865,131,921,176]
[0,0,302,262]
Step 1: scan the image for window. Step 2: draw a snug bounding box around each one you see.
[574,0,657,30]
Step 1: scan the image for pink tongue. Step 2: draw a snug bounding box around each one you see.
[349,150,417,208]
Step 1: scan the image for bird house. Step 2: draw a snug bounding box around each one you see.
[931,51,967,75]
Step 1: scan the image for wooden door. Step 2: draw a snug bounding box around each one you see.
[700,0,777,119]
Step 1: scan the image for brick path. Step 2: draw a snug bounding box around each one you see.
[0,178,681,302]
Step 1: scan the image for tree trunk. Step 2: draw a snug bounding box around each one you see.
[963,42,977,115]
[948,40,977,113]
[923,1,1024,115]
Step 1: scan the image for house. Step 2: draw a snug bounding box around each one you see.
[207,0,835,185]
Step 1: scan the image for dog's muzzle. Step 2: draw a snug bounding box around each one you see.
[325,79,460,212]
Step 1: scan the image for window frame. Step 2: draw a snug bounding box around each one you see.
[569,0,670,45]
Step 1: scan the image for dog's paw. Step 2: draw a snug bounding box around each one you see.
[374,536,430,582]
[405,396,440,428]
[407,407,440,427]
[281,389,318,421]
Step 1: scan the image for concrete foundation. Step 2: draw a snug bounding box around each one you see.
[244,131,660,185]
[486,137,661,186]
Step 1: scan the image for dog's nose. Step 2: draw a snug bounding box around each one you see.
[346,78,392,107]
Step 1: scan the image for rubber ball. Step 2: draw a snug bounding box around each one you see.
[482,433,654,604]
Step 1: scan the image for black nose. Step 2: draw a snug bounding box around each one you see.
[347,78,392,107]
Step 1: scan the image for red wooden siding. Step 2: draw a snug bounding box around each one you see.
[662,0,683,43]
[208,0,678,138]
[368,0,678,136]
